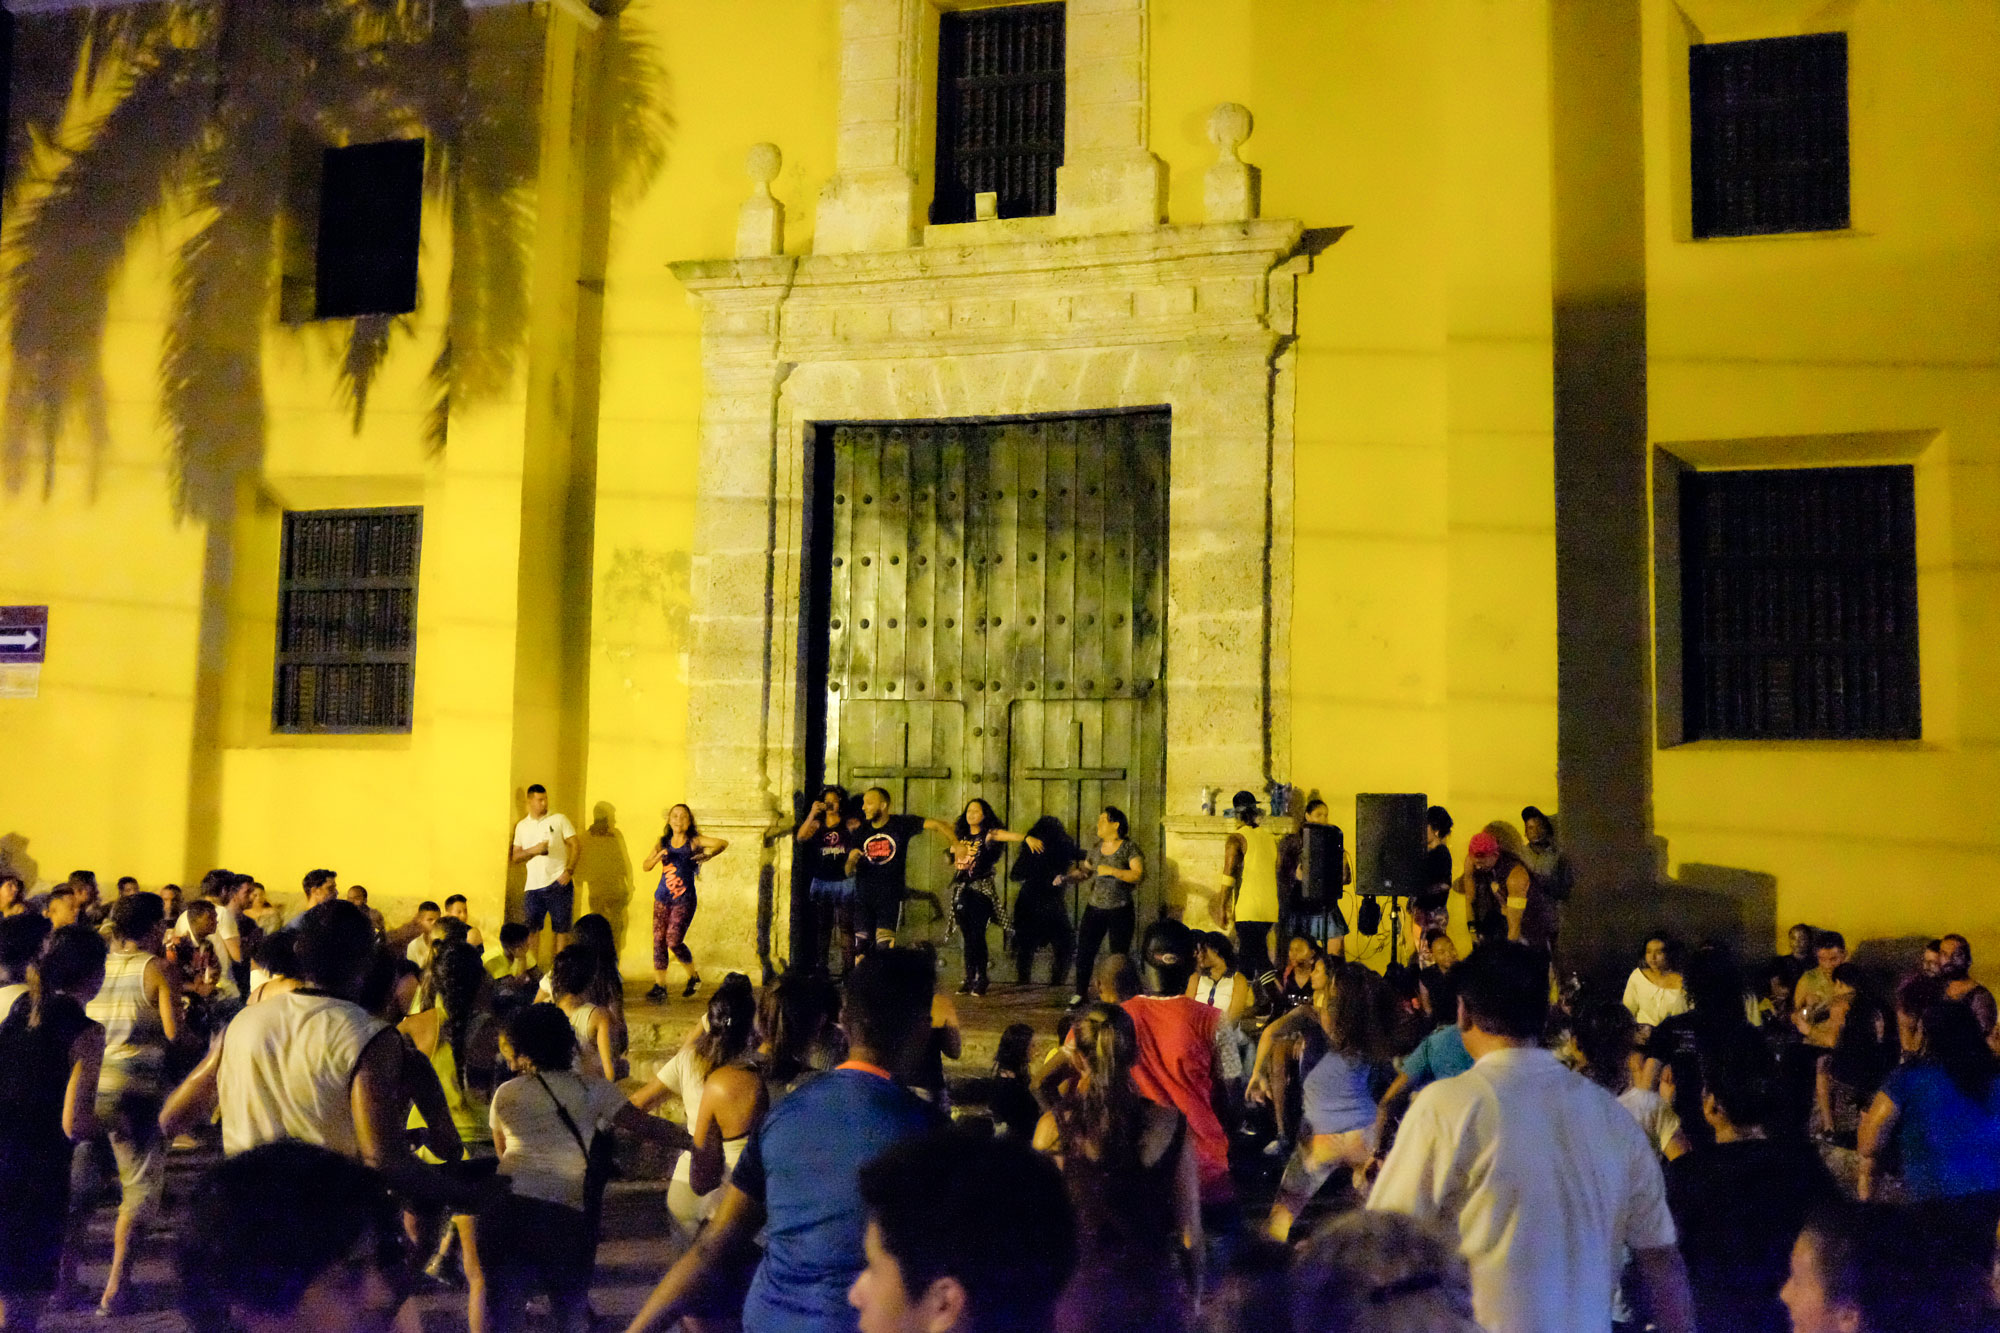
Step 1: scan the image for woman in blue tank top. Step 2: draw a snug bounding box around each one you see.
[643,805,728,1003]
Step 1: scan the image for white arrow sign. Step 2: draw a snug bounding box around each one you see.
[0,631,37,650]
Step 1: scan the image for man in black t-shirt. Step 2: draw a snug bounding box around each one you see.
[852,787,954,950]
[795,785,863,975]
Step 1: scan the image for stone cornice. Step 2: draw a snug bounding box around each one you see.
[671,221,1314,362]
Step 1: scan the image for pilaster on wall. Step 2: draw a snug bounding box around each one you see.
[1055,0,1166,234]
[817,0,923,252]
[816,0,1168,254]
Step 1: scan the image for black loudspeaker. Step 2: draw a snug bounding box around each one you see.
[1355,793,1428,898]
[1299,823,1346,908]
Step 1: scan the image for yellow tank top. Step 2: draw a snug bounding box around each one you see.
[1235,821,1281,922]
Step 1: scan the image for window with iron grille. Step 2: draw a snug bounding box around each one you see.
[931,3,1064,225]
[1689,32,1848,238]
[1680,466,1917,740]
[274,508,421,733]
[315,138,425,318]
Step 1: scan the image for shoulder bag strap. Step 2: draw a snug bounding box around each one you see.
[534,1070,596,1163]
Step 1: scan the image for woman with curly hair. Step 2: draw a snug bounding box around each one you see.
[945,798,1042,997]
[1035,1002,1201,1333]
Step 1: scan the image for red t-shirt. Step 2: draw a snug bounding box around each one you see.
[1122,994,1233,1203]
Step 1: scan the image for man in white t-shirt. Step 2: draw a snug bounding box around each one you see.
[511,783,579,957]
[1368,942,1695,1333]
[175,871,247,973]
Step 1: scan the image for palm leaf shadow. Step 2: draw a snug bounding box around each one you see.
[3,0,674,513]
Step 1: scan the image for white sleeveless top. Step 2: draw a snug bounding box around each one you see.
[1197,971,1240,1015]
[218,990,387,1158]
[569,1002,605,1079]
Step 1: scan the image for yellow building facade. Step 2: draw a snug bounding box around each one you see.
[0,0,1991,981]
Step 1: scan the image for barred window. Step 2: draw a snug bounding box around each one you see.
[316,138,425,318]
[1690,32,1848,238]
[932,3,1064,225]
[274,508,421,733]
[1680,466,1917,740]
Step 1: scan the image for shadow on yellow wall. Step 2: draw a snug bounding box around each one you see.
[1,0,670,521]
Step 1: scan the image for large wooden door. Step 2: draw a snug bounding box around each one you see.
[821,411,1168,938]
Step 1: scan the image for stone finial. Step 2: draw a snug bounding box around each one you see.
[737,143,785,258]
[1204,103,1261,224]
[1209,103,1253,161]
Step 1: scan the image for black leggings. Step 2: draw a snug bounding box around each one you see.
[1236,921,1275,982]
[955,887,996,984]
[1012,887,1075,985]
[1074,904,1136,996]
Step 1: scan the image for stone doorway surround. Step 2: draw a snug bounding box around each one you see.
[665,0,1331,973]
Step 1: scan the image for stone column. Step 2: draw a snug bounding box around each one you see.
[1163,337,1281,814]
[674,260,797,976]
[816,0,920,253]
[1056,0,1167,234]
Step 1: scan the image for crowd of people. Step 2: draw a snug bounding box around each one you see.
[4,790,2000,1333]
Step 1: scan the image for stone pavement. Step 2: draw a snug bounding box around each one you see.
[54,1141,690,1333]
[623,976,1081,1073]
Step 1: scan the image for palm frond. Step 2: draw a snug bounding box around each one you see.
[338,313,395,431]
[3,32,211,497]
[157,0,293,519]
[600,12,673,206]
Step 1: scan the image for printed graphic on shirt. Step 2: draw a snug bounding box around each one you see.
[660,860,691,899]
[861,832,900,865]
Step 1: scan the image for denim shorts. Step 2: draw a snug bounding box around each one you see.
[524,881,575,933]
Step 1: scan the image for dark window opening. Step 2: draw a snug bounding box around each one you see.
[932,3,1064,225]
[1690,32,1848,238]
[274,508,422,733]
[1680,466,1917,740]
[315,138,425,318]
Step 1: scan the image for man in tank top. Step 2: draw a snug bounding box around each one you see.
[161,900,473,1210]
[1222,790,1283,985]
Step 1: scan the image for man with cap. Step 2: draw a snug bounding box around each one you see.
[1220,789,1282,985]
[1457,827,1548,951]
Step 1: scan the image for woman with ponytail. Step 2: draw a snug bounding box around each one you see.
[632,973,763,1238]
[1035,1001,1202,1333]
[0,925,107,1333]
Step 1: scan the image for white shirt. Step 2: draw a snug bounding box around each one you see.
[1618,1086,1683,1159]
[175,902,239,945]
[408,935,435,970]
[1622,969,1691,1029]
[514,813,577,892]
[491,1069,629,1208]
[655,1045,710,1186]
[0,981,26,1020]
[217,991,388,1158]
[1368,1045,1677,1333]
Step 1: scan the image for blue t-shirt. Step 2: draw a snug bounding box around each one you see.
[1300,1046,1376,1135]
[1882,1062,2000,1200]
[733,1067,940,1333]
[1401,1024,1473,1090]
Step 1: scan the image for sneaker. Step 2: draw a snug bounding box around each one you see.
[643,984,669,1003]
[970,977,988,996]
[682,977,700,999]
[956,980,975,995]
